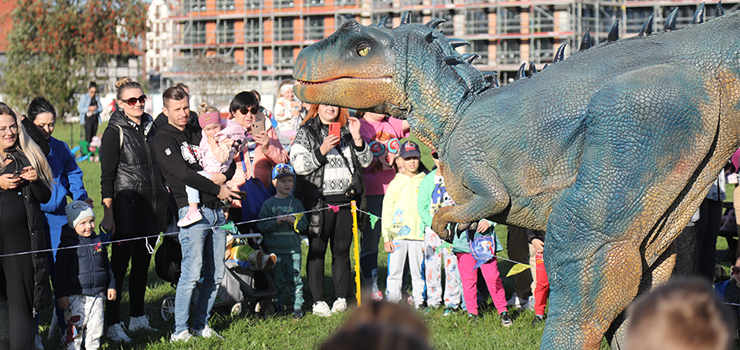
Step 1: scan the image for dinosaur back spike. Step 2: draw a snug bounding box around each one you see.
[516,63,527,80]
[528,62,537,76]
[378,16,389,28]
[425,18,445,29]
[693,3,705,24]
[607,18,619,42]
[462,54,479,64]
[638,14,654,37]
[664,9,678,31]
[424,32,435,43]
[542,63,549,70]
[483,72,496,85]
[554,44,566,63]
[401,11,411,25]
[717,1,724,16]
[448,38,471,48]
[444,55,459,65]
[579,30,591,51]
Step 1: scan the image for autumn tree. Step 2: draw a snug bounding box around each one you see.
[2,0,148,117]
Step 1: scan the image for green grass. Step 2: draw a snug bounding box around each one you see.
[27,122,735,349]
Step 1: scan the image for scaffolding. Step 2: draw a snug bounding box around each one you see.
[160,0,740,95]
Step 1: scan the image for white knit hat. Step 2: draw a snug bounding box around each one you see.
[65,200,95,229]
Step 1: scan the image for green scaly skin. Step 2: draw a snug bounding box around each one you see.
[293,11,740,349]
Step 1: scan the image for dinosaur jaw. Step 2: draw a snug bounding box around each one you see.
[294,77,398,110]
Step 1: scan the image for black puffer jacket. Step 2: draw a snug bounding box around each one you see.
[100,110,168,236]
[53,225,115,298]
[3,148,53,314]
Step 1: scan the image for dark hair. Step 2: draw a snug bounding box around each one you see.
[88,81,97,90]
[248,90,261,103]
[115,77,142,100]
[0,102,16,119]
[27,97,56,121]
[163,86,188,107]
[229,91,259,114]
[174,82,189,92]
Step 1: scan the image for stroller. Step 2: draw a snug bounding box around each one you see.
[155,228,277,320]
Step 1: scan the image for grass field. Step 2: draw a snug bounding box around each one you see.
[28,121,735,349]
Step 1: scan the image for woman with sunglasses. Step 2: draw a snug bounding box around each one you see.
[227,91,289,228]
[0,103,53,350]
[100,77,168,342]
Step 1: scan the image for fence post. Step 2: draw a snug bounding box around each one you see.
[351,200,361,306]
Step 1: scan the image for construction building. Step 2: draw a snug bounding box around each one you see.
[154,0,739,101]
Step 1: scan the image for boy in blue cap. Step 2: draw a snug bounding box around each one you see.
[257,163,308,319]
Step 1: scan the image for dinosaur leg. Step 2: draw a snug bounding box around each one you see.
[431,161,510,237]
[541,65,722,349]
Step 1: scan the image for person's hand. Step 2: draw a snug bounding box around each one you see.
[222,138,235,148]
[319,135,340,155]
[532,238,545,253]
[100,213,116,236]
[210,173,227,185]
[384,241,395,253]
[107,289,117,301]
[253,131,270,152]
[20,166,36,182]
[0,173,22,190]
[217,185,240,201]
[347,117,362,141]
[83,197,95,208]
[57,296,70,310]
[88,106,96,112]
[476,219,490,232]
[284,215,296,225]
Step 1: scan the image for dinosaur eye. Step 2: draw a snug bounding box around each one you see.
[357,43,370,57]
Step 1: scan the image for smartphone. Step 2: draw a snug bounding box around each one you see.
[12,170,21,178]
[329,122,341,139]
[236,191,247,201]
[251,119,265,135]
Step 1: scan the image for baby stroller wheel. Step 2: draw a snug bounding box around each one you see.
[161,296,176,321]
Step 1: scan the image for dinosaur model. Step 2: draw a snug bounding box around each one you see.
[292,4,740,349]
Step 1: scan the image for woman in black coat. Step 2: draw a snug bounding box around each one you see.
[99,77,168,341]
[0,102,53,349]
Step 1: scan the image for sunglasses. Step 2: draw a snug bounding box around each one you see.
[239,106,260,115]
[123,95,147,106]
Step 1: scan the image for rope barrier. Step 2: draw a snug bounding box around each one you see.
[0,203,352,259]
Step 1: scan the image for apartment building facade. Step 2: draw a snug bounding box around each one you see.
[157,0,739,97]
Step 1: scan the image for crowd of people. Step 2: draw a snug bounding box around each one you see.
[1,76,739,350]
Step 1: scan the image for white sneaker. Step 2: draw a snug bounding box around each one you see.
[170,329,192,343]
[312,301,332,317]
[193,325,225,340]
[34,335,44,350]
[261,253,277,271]
[507,293,527,309]
[520,295,535,311]
[331,298,348,313]
[177,210,202,227]
[128,315,159,332]
[107,322,132,343]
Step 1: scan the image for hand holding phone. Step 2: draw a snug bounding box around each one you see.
[251,119,265,136]
[329,122,341,139]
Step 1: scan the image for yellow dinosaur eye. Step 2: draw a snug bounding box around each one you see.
[357,44,370,57]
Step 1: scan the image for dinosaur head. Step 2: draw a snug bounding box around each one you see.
[293,20,402,114]
[293,16,492,146]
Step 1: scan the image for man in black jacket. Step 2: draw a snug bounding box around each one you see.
[154,86,238,342]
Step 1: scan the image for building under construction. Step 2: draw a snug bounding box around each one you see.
[157,0,738,99]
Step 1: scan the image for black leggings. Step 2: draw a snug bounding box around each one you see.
[0,238,35,350]
[84,115,98,143]
[106,237,153,324]
[307,204,354,302]
[695,198,723,281]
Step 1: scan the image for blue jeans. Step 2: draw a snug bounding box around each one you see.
[174,206,226,334]
[360,195,383,293]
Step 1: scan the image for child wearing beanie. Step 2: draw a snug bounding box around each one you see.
[179,105,247,227]
[54,200,116,350]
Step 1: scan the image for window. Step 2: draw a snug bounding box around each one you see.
[336,0,356,6]
[305,16,324,40]
[245,0,261,9]
[372,0,392,9]
[116,56,129,68]
[245,18,260,43]
[184,21,207,44]
[155,5,160,19]
[217,48,234,58]
[498,39,520,65]
[531,6,555,33]
[217,20,235,44]
[502,8,520,34]
[216,0,235,10]
[437,11,455,36]
[245,47,261,70]
[276,17,293,41]
[466,9,488,35]
[471,40,488,65]
[276,0,294,9]
[182,0,207,12]
[532,38,553,63]
[276,46,294,68]
[306,0,324,8]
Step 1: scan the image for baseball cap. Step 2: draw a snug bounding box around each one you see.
[399,141,421,159]
[272,163,295,180]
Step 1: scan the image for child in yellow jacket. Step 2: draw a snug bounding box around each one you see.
[382,141,428,308]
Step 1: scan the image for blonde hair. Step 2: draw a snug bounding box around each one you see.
[115,77,143,100]
[0,104,53,188]
[197,102,219,117]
